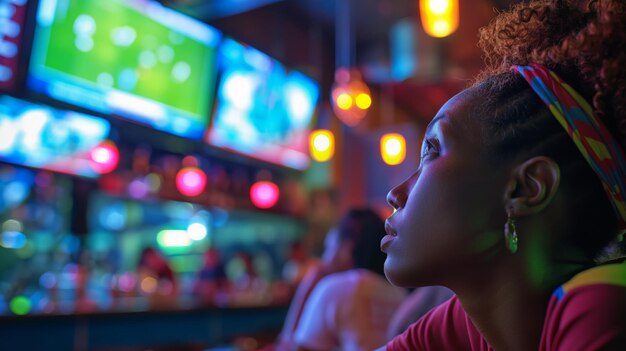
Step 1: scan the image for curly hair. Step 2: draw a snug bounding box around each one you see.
[468,0,626,260]
[477,0,626,143]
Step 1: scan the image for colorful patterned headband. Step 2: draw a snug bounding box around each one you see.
[514,63,626,236]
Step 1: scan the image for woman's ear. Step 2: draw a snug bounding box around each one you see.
[503,156,561,217]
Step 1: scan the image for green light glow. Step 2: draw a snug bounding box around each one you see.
[156,230,191,247]
[10,296,31,315]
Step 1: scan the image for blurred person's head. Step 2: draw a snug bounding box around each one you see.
[322,208,386,276]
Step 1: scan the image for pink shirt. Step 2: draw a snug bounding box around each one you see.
[294,269,407,351]
[387,261,626,350]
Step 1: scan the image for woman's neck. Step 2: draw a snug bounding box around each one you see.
[451,257,587,351]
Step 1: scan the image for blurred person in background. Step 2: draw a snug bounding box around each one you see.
[274,208,406,351]
[385,285,454,340]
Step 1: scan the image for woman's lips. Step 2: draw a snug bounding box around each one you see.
[381,220,397,252]
[380,234,396,252]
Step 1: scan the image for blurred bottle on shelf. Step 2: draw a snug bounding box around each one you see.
[136,247,178,308]
[191,247,228,304]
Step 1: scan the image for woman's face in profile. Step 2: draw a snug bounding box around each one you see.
[383,89,509,287]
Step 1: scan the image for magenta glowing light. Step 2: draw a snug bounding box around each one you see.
[89,141,119,174]
[128,178,150,199]
[250,181,280,209]
[176,167,207,197]
[117,272,136,292]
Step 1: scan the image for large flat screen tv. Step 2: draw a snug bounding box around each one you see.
[206,38,319,170]
[0,95,111,178]
[27,0,220,139]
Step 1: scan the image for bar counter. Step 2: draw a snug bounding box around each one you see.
[0,298,288,351]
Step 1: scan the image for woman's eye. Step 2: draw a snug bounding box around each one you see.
[421,139,438,159]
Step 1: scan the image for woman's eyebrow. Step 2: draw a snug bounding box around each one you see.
[425,114,448,135]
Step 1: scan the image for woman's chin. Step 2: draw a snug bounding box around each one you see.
[384,259,436,288]
[384,261,414,287]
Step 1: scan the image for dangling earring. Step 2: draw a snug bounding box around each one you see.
[504,213,518,253]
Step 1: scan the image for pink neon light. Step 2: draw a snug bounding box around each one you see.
[250,181,280,209]
[89,141,119,174]
[176,167,207,197]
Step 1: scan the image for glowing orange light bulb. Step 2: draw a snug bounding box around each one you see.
[309,129,334,162]
[419,0,459,38]
[381,133,406,165]
[336,93,353,110]
[355,93,372,110]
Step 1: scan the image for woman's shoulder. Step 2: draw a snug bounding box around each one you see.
[317,268,378,284]
[309,270,363,299]
[554,258,626,300]
[541,259,626,350]
[314,269,378,292]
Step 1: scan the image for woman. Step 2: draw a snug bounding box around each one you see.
[380,1,626,350]
[278,208,407,351]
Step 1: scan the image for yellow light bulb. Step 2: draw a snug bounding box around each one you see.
[428,0,449,15]
[336,93,353,110]
[419,0,459,38]
[141,276,158,294]
[355,93,372,110]
[380,133,406,165]
[432,20,451,36]
[310,129,334,162]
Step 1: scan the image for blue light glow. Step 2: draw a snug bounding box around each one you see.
[39,271,57,289]
[390,19,417,80]
[1,230,26,249]
[207,38,319,170]
[284,71,319,128]
[3,180,29,205]
[0,96,110,177]
[99,201,127,231]
[60,235,80,254]
[0,167,34,213]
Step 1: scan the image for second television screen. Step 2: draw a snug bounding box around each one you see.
[28,0,221,139]
[207,38,319,171]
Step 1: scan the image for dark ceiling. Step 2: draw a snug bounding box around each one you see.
[164,0,523,124]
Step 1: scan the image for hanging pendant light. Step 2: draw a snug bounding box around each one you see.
[331,68,371,126]
[309,129,335,162]
[380,133,406,165]
[419,0,459,38]
[332,0,371,127]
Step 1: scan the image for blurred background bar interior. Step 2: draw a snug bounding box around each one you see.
[0,0,522,350]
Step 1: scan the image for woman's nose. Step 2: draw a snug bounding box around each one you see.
[387,181,407,210]
[387,171,417,210]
